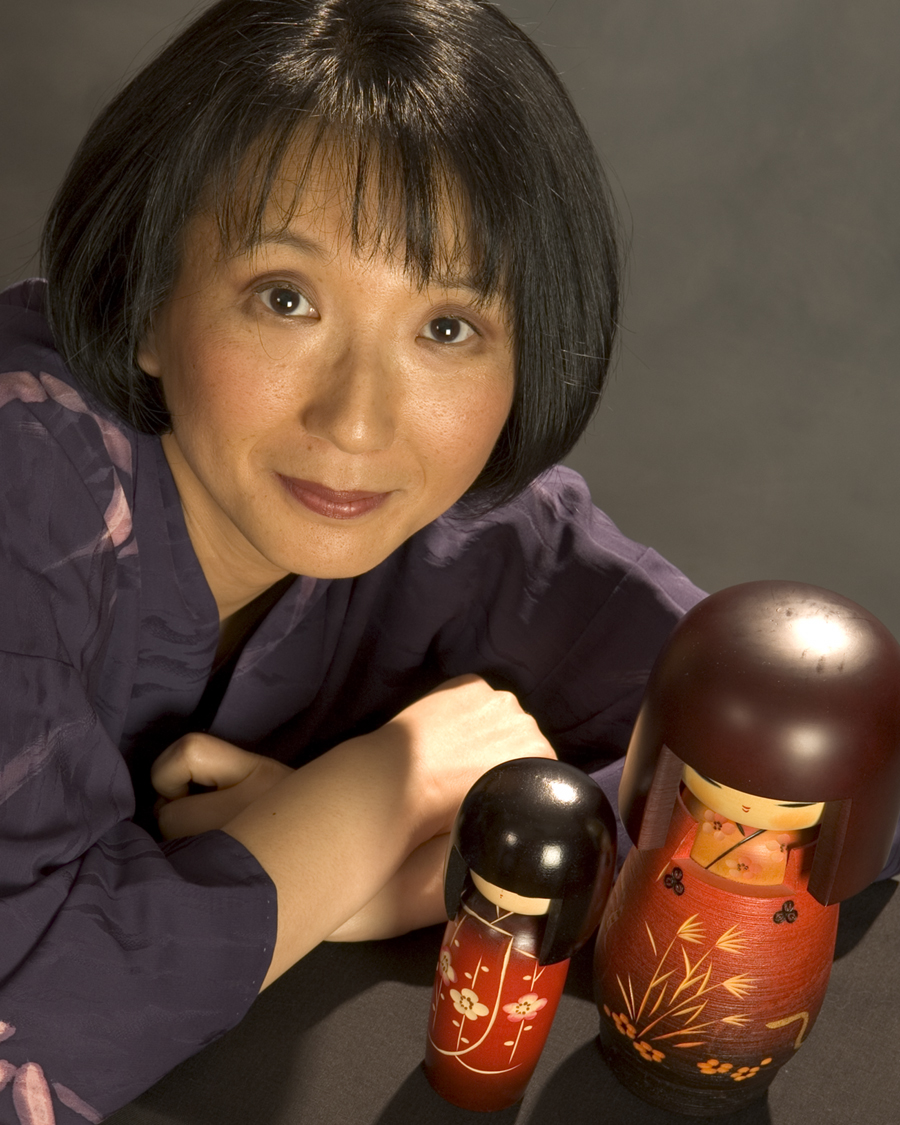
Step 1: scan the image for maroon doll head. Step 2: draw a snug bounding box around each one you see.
[445,758,617,963]
[619,581,900,904]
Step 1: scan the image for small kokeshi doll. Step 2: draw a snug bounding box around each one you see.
[594,581,900,1116]
[424,758,616,1112]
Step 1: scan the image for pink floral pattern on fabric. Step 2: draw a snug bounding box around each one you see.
[0,370,135,553]
[0,371,47,409]
[0,1025,101,1123]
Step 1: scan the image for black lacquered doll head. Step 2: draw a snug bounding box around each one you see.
[445,758,616,963]
[619,581,900,903]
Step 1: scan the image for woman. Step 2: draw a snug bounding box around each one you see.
[0,0,701,1118]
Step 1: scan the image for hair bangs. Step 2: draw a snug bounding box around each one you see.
[43,0,620,505]
[210,113,506,310]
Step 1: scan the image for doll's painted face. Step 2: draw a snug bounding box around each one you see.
[471,872,551,916]
[682,766,825,831]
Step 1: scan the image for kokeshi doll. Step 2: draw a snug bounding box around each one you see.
[425,758,616,1112]
[595,581,900,1116]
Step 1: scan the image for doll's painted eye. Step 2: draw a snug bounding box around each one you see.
[777,802,816,808]
[421,316,476,344]
[258,286,317,318]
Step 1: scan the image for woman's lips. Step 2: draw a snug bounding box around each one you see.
[278,476,391,519]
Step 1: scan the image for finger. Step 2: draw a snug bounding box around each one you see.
[151,735,263,798]
[155,756,295,838]
[423,673,484,695]
[150,744,192,800]
[156,786,258,840]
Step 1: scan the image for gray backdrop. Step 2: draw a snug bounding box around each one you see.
[3,1,898,632]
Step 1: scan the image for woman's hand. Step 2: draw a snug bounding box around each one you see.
[152,734,293,840]
[378,673,558,842]
[328,675,557,942]
[170,675,557,985]
[152,675,550,848]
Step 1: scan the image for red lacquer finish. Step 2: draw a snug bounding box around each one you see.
[595,793,838,1116]
[424,886,569,1112]
[423,759,616,1110]
[595,582,900,1113]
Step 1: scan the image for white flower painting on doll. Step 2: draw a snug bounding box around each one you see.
[430,904,556,1065]
[438,946,457,985]
[451,988,489,1021]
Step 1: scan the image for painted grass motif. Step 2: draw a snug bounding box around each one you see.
[604,914,755,1060]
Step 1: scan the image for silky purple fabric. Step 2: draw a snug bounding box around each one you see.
[0,280,704,1120]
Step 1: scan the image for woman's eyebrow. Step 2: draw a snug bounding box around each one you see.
[255,229,329,258]
[429,273,484,299]
[254,229,477,284]
[253,230,486,299]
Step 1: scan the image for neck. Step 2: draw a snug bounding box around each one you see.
[161,434,291,619]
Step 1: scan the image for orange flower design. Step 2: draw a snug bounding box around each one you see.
[634,1040,665,1063]
[730,1066,760,1082]
[611,1011,636,1039]
[697,1058,733,1075]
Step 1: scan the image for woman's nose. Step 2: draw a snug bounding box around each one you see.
[300,342,396,454]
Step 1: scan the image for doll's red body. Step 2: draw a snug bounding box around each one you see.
[425,885,569,1111]
[595,790,838,1115]
[423,758,616,1112]
[594,582,900,1116]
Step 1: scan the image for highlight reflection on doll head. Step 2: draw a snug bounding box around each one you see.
[681,767,825,832]
[445,759,616,963]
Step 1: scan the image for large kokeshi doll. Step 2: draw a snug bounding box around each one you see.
[594,581,900,1116]
[425,758,616,1112]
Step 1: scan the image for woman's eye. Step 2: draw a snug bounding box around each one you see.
[421,316,476,344]
[257,286,316,318]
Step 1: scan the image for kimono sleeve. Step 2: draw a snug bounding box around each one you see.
[0,654,275,1121]
[0,370,275,1121]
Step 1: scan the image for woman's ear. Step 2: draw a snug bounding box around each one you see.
[137,327,162,378]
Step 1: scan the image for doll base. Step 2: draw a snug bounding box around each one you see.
[598,1021,775,1117]
[423,1056,524,1113]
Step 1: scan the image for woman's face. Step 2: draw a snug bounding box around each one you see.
[138,158,514,612]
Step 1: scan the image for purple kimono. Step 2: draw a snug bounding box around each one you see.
[0,280,708,1120]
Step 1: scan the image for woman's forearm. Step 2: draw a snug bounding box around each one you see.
[326,833,450,943]
[222,726,426,988]
[222,674,557,988]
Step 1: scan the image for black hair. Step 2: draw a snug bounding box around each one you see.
[41,0,620,507]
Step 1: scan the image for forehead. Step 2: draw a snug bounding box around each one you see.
[681,765,819,807]
[215,131,486,291]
